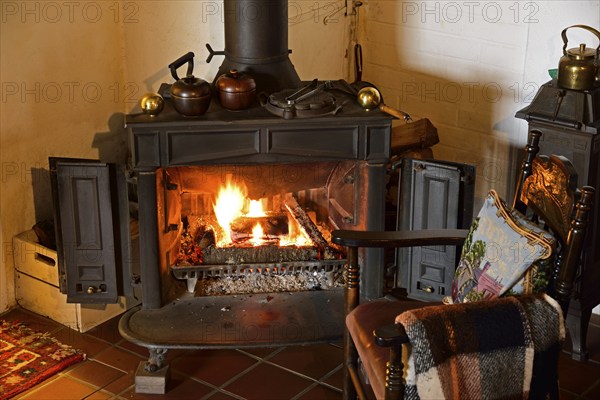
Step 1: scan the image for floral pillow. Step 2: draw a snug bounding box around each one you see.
[451,190,556,304]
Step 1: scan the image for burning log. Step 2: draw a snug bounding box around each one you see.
[284,196,335,259]
[230,214,289,242]
[176,196,343,267]
[202,244,319,265]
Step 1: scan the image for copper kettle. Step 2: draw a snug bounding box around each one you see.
[168,52,212,116]
[557,25,600,90]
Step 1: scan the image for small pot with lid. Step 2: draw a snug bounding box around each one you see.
[216,69,256,110]
[169,52,212,116]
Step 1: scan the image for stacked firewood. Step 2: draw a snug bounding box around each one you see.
[391,118,439,161]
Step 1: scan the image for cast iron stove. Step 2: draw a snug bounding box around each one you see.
[117,81,392,391]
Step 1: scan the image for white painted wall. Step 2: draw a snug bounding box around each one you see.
[1,1,127,313]
[360,0,599,204]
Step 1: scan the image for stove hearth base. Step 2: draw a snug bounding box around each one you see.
[119,289,344,393]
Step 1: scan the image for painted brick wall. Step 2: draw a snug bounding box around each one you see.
[360,0,599,207]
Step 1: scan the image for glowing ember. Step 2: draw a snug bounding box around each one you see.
[280,234,310,247]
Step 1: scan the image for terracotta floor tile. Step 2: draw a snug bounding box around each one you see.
[268,344,343,380]
[67,359,126,389]
[558,389,580,400]
[204,390,243,399]
[93,346,147,374]
[224,362,313,400]
[558,352,600,395]
[116,339,151,356]
[85,314,124,344]
[171,348,258,386]
[321,365,344,390]
[582,380,600,400]
[50,326,112,358]
[296,384,342,399]
[19,375,98,399]
[101,372,136,396]
[11,375,61,399]
[4,306,600,399]
[85,389,115,399]
[119,372,213,399]
[237,346,282,359]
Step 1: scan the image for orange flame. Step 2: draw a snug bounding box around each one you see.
[213,179,313,247]
[213,178,246,246]
[247,199,266,217]
[250,223,264,246]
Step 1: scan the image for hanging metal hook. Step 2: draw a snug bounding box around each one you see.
[348,0,364,16]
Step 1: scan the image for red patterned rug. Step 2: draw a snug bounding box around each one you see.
[0,320,85,399]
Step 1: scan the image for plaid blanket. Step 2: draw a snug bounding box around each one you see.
[396,294,564,400]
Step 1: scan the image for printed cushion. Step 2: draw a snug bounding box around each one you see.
[451,189,555,303]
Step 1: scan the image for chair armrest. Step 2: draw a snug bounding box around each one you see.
[332,229,469,248]
[374,323,409,398]
[374,323,409,347]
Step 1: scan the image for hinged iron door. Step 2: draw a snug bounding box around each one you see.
[50,158,134,303]
[398,159,475,301]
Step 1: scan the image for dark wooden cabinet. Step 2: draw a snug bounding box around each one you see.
[515,80,600,361]
[527,123,600,361]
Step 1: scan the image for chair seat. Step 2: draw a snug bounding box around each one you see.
[346,298,441,399]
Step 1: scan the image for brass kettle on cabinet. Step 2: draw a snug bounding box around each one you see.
[557,24,600,90]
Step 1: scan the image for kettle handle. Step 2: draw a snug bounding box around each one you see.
[561,25,600,58]
[168,52,195,81]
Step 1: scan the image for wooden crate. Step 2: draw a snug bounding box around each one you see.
[12,230,59,284]
[13,230,138,332]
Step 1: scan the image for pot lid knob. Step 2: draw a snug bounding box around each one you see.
[170,76,211,98]
[567,43,596,60]
[216,69,257,93]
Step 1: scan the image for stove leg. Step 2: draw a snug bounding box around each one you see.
[135,348,170,394]
[186,275,198,293]
[145,348,168,371]
[566,299,590,362]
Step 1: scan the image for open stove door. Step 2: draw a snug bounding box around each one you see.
[49,158,137,304]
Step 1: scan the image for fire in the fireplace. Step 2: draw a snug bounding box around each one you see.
[160,164,349,296]
[173,171,343,269]
[212,177,311,248]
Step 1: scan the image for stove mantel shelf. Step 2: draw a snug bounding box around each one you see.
[126,95,393,168]
[118,289,344,349]
[125,92,393,129]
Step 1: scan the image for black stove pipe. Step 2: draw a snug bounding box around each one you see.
[207,0,301,94]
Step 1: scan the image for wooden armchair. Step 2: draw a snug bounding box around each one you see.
[332,130,595,400]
